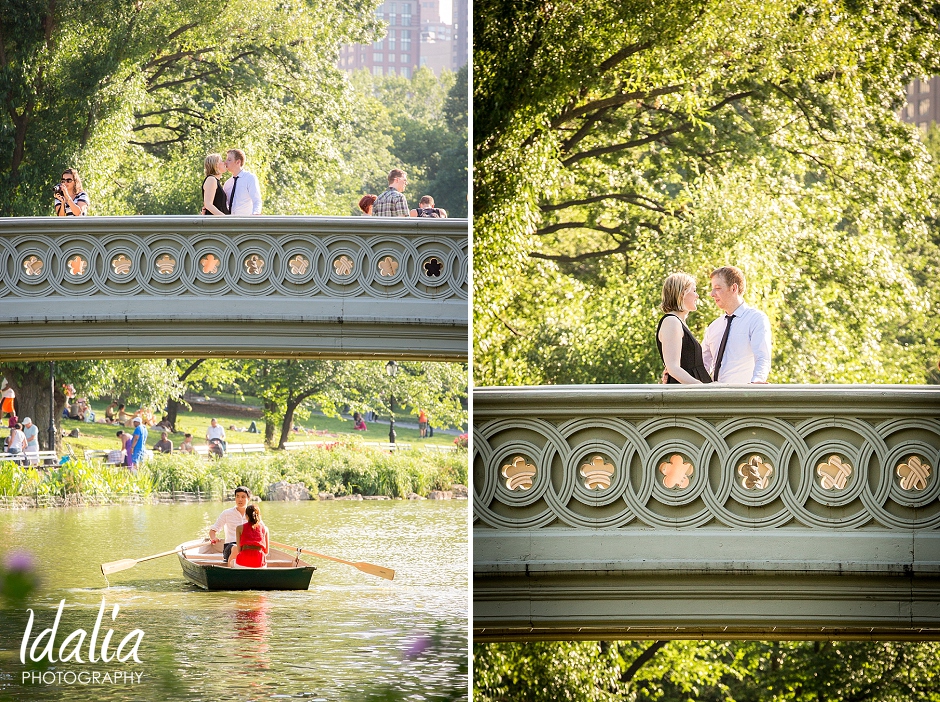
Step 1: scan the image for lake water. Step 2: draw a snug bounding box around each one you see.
[0,500,468,701]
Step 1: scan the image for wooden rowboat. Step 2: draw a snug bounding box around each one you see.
[176,538,316,591]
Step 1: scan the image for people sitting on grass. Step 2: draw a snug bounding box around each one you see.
[209,486,251,566]
[179,434,195,454]
[353,412,367,431]
[153,431,173,454]
[104,401,118,423]
[231,504,269,568]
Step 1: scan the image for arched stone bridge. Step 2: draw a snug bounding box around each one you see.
[0,216,467,361]
[473,385,940,641]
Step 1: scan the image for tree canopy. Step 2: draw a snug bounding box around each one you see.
[474,0,940,385]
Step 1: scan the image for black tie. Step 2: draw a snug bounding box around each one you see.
[712,314,736,382]
[228,176,239,212]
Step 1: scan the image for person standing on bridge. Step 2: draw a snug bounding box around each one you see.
[372,169,410,217]
[53,168,89,216]
[201,153,230,216]
[656,272,712,384]
[222,149,263,215]
[701,266,772,384]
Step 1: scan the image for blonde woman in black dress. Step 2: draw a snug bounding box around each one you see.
[656,272,713,384]
[201,153,229,215]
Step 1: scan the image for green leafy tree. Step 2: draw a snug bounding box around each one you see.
[473,0,940,385]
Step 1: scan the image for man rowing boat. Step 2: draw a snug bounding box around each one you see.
[208,486,251,566]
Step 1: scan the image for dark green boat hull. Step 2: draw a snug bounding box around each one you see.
[179,554,316,591]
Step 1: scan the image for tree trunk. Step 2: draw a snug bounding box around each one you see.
[263,400,278,447]
[164,359,205,432]
[279,399,303,450]
[0,363,67,453]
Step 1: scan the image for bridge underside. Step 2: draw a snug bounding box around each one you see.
[474,530,940,641]
[0,298,466,361]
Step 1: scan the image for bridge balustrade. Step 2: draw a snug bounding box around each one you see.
[0,216,467,360]
[474,385,940,640]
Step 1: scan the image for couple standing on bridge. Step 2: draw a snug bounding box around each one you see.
[656,266,772,385]
[201,149,263,216]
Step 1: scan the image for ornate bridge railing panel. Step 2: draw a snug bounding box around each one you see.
[0,216,467,360]
[473,385,940,640]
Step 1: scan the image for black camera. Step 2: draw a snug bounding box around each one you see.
[53,183,62,194]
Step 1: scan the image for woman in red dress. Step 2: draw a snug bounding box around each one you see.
[232,504,269,567]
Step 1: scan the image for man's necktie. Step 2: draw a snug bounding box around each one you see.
[712,314,736,382]
[228,176,239,212]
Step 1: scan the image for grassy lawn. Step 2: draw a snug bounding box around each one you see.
[63,401,461,455]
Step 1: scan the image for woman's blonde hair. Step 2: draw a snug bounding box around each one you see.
[204,153,224,177]
[660,272,696,313]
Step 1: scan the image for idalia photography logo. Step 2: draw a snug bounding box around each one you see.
[19,598,145,686]
[3,551,144,687]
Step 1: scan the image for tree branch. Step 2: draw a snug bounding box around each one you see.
[620,641,668,684]
[541,193,672,214]
[562,125,691,165]
[553,84,683,128]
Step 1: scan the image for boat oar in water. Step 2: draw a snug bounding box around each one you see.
[270,540,395,581]
[101,542,206,576]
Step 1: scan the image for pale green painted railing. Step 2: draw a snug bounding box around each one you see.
[0,216,467,361]
[474,385,940,640]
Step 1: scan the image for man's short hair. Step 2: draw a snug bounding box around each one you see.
[660,272,696,313]
[227,149,246,166]
[711,266,746,295]
[419,195,434,207]
[387,168,406,185]
[234,486,251,498]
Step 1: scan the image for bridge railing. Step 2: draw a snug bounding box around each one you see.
[0,216,467,361]
[473,385,940,640]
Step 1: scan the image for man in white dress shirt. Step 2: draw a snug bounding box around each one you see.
[222,149,263,215]
[209,486,251,565]
[701,266,772,384]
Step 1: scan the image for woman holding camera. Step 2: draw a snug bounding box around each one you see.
[54,168,89,216]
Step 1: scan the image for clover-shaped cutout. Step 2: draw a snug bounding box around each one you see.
[659,454,693,490]
[289,255,309,275]
[737,455,773,490]
[423,257,443,277]
[897,455,931,492]
[377,256,399,277]
[333,255,354,277]
[156,254,176,275]
[501,456,536,491]
[67,255,87,276]
[817,455,852,491]
[23,256,43,276]
[200,254,220,275]
[111,255,132,276]
[580,455,615,490]
[244,254,264,275]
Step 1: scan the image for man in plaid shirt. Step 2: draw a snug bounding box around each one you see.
[372,169,410,217]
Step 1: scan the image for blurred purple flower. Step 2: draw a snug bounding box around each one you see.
[4,551,35,573]
[404,634,432,659]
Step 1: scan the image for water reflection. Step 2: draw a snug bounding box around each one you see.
[0,500,467,701]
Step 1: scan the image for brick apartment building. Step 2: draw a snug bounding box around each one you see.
[339,0,468,77]
[901,76,940,131]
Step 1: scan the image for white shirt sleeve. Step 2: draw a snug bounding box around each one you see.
[246,172,262,214]
[701,318,719,375]
[749,312,772,382]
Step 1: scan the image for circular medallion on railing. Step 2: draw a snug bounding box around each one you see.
[659,454,694,490]
[737,455,774,491]
[155,254,177,276]
[580,455,615,490]
[896,455,931,492]
[288,254,310,276]
[501,456,536,491]
[66,254,89,279]
[816,454,852,491]
[200,253,222,275]
[333,255,355,277]
[110,254,133,277]
[243,253,265,276]
[423,256,443,278]
[21,255,45,280]
[376,255,400,279]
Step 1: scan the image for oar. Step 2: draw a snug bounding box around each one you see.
[270,540,395,581]
[101,542,205,576]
